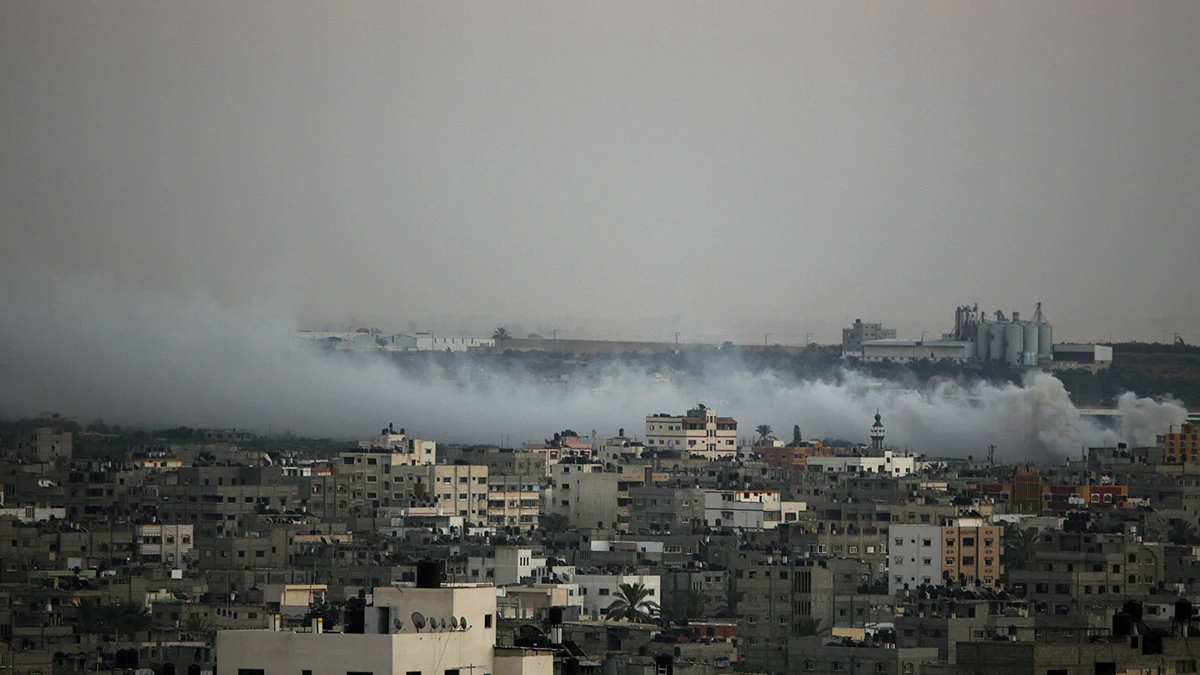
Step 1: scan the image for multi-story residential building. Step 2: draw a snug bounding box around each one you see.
[545,462,651,532]
[628,485,705,534]
[13,427,72,461]
[1007,531,1165,617]
[644,406,737,459]
[135,523,194,565]
[486,475,540,531]
[842,318,897,355]
[1160,422,1200,464]
[659,567,730,621]
[703,490,804,530]
[391,464,490,528]
[159,466,300,538]
[889,520,1004,593]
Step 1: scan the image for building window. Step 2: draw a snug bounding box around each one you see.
[485,614,493,628]
[239,671,265,675]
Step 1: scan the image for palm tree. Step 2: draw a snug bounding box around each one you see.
[671,589,707,622]
[539,513,571,535]
[755,425,774,444]
[604,583,660,623]
[1002,526,1038,571]
[181,616,215,642]
[1169,520,1200,546]
[492,327,512,343]
[102,600,155,639]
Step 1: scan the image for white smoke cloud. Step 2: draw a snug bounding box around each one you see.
[0,274,1187,460]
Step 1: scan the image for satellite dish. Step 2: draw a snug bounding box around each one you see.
[450,616,459,629]
[411,612,426,631]
[429,618,438,629]
[393,618,404,632]
[459,616,467,630]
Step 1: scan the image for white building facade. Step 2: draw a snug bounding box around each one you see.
[573,573,661,620]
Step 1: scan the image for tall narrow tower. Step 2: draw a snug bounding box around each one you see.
[870,411,886,450]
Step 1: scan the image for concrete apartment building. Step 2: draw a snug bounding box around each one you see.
[645,406,737,460]
[545,462,655,532]
[216,578,551,675]
[842,318,896,355]
[486,475,541,531]
[888,521,1004,593]
[135,523,194,565]
[702,490,805,530]
[628,485,706,534]
[1007,531,1165,617]
[13,427,72,461]
[159,466,300,538]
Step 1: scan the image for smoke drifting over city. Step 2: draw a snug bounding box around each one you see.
[0,276,1185,461]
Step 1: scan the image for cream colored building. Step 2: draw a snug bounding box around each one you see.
[216,583,552,675]
[644,406,737,459]
[486,475,540,531]
[342,458,489,527]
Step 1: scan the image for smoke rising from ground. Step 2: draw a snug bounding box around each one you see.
[0,275,1186,461]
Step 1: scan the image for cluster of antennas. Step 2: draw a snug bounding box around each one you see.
[399,611,471,632]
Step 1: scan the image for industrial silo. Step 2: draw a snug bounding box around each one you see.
[976,318,991,361]
[1038,321,1053,360]
[1023,321,1040,366]
[1033,302,1054,360]
[1005,321,1024,365]
[990,321,1007,362]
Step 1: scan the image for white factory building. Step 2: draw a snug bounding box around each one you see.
[295,331,494,352]
[860,339,976,363]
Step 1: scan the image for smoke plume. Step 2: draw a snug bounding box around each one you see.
[0,275,1186,461]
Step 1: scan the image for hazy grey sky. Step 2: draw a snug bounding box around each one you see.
[3,2,1199,342]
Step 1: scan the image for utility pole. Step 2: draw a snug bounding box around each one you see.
[804,333,814,345]
[551,330,559,340]
[764,333,769,347]
[674,332,680,345]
